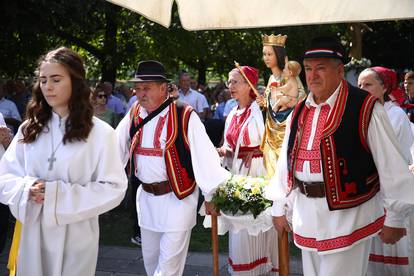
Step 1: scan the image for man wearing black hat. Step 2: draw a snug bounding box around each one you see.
[115,60,230,276]
[268,37,414,276]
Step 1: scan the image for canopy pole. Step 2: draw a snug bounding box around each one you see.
[278,229,289,276]
[211,214,219,276]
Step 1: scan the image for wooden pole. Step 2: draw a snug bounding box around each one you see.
[211,214,219,276]
[278,230,289,276]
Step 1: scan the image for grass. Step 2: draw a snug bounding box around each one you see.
[3,204,299,257]
[99,206,301,257]
[98,206,229,252]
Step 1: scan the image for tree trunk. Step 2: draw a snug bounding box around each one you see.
[101,4,119,84]
[348,23,372,60]
[197,60,207,85]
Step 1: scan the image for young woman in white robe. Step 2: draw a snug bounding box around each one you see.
[0,47,127,276]
[217,66,278,275]
[359,67,414,276]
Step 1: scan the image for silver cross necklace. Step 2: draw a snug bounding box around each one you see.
[48,123,63,171]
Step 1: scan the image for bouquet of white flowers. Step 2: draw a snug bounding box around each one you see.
[211,175,272,219]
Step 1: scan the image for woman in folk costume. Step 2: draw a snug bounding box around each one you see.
[0,47,127,276]
[258,34,305,178]
[358,66,414,276]
[217,65,278,275]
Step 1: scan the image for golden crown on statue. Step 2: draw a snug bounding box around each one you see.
[262,34,287,47]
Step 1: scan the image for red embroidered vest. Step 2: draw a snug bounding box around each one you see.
[287,80,379,210]
[129,101,196,200]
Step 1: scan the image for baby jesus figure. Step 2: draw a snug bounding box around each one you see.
[270,60,302,112]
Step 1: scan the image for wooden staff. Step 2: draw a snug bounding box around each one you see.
[211,214,219,276]
[278,229,289,276]
[234,61,259,97]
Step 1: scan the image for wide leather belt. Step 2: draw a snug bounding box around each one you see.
[295,177,326,198]
[141,181,172,196]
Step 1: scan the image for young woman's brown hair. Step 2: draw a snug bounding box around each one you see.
[21,47,93,144]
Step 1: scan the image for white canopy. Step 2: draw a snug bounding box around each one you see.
[106,0,414,30]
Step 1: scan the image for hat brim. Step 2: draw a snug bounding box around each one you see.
[129,76,169,83]
[303,52,347,64]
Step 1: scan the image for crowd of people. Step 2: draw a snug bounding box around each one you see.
[0,34,414,276]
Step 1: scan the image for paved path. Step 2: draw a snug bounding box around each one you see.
[1,245,303,275]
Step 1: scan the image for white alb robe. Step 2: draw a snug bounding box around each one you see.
[0,113,128,276]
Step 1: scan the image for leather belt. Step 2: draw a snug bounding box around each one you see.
[295,177,326,198]
[141,181,172,196]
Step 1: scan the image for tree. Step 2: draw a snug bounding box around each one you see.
[0,1,53,78]
[2,0,412,84]
[363,20,414,70]
[0,0,150,82]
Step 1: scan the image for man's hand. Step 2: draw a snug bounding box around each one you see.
[0,126,12,148]
[204,201,220,216]
[409,164,414,175]
[29,180,45,204]
[216,147,226,157]
[379,225,406,244]
[216,147,233,159]
[272,215,292,237]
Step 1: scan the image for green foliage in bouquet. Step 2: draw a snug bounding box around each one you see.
[211,175,272,219]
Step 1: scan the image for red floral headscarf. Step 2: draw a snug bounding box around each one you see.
[370,66,407,106]
[232,66,259,99]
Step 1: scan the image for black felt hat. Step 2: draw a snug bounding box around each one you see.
[130,60,169,83]
[303,36,348,63]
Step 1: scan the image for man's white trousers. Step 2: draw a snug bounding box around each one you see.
[301,238,372,276]
[141,228,191,276]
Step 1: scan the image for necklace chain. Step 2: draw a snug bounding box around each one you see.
[47,124,63,171]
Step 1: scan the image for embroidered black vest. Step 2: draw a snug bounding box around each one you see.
[288,81,379,210]
[129,101,196,199]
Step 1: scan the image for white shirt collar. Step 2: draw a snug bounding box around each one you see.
[51,111,69,132]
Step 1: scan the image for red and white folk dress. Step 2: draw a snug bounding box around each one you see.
[223,101,279,275]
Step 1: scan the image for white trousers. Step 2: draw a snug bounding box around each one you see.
[141,228,191,276]
[301,239,372,276]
